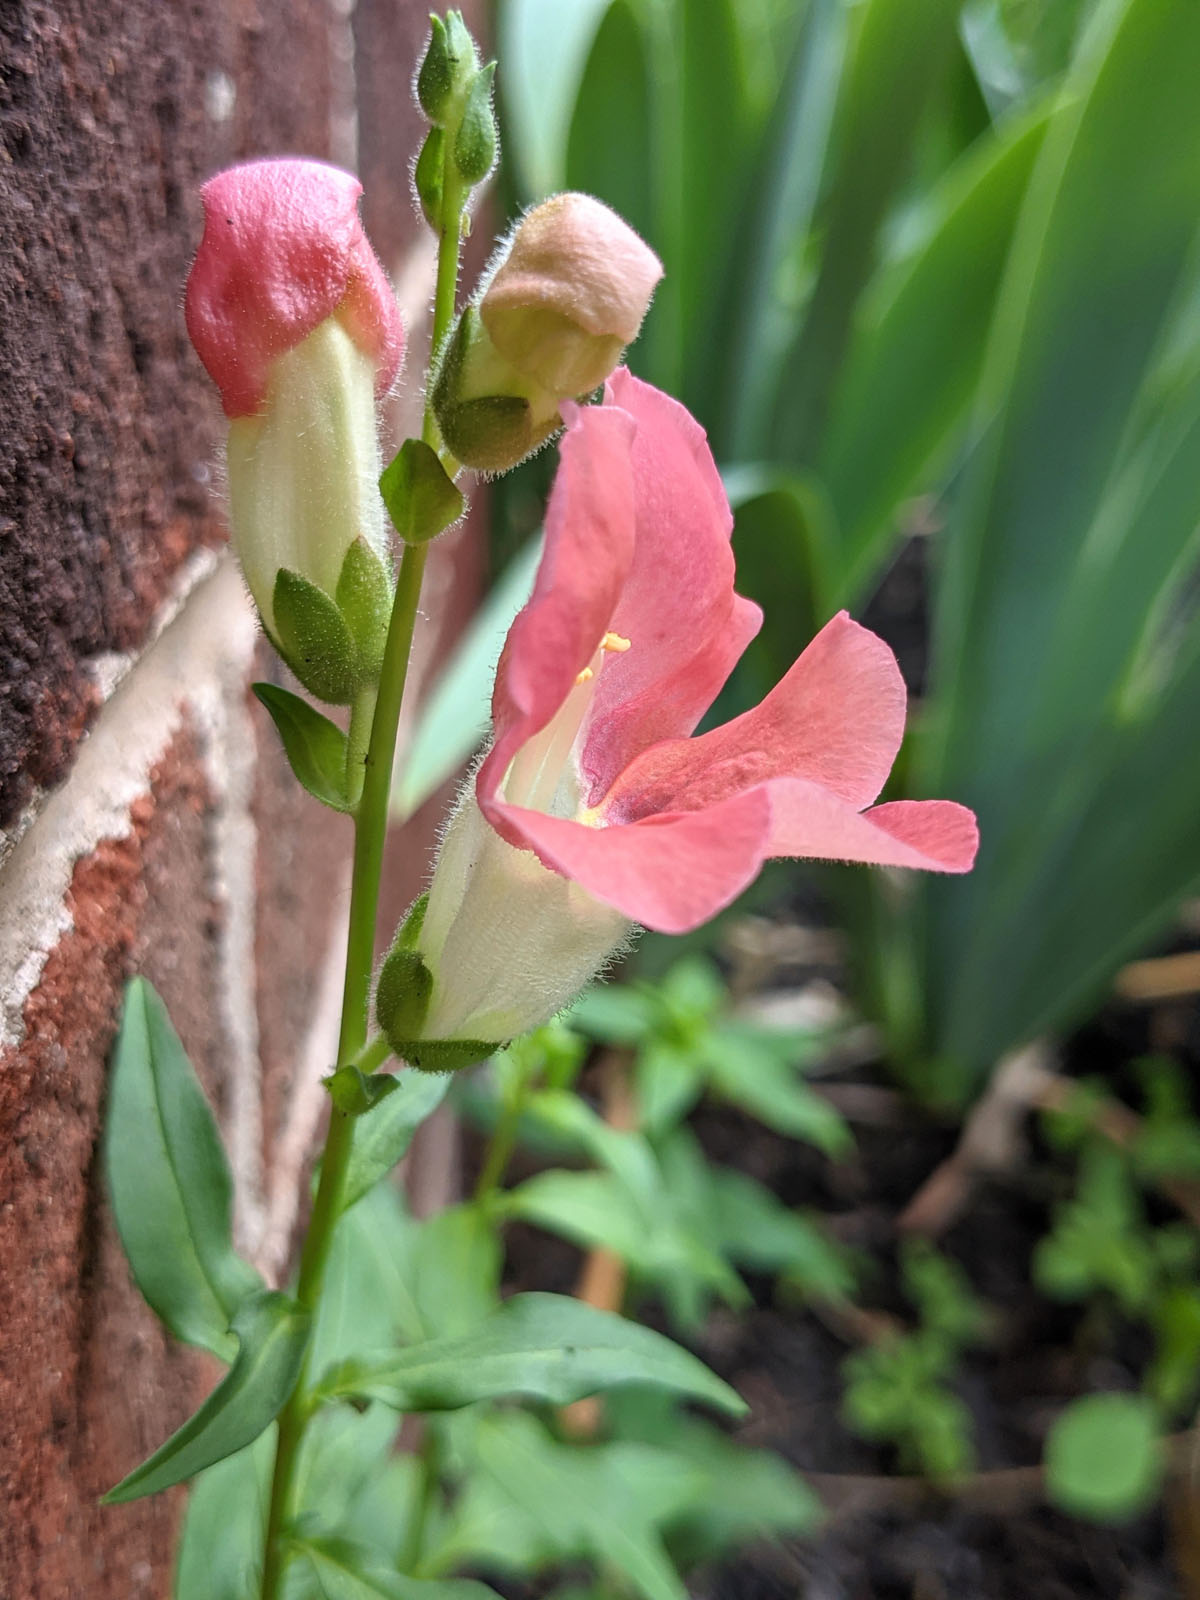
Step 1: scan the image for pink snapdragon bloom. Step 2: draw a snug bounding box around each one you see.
[186,158,404,418]
[401,371,976,1054]
[478,370,977,935]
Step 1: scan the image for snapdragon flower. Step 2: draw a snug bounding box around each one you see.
[379,372,977,1067]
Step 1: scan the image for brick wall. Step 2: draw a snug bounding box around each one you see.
[0,2,486,1593]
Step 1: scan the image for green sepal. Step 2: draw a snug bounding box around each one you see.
[396,891,429,950]
[102,1289,311,1503]
[335,538,392,682]
[454,63,497,186]
[323,1064,401,1117]
[273,568,360,705]
[415,126,445,229]
[379,439,465,545]
[376,947,434,1043]
[386,1037,502,1074]
[416,15,454,122]
[252,682,352,812]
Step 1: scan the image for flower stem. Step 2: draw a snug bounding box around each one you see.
[257,127,468,1600]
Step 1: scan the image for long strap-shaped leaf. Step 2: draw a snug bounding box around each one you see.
[914,0,1200,1083]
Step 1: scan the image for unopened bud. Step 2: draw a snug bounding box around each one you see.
[416,11,479,126]
[480,193,662,396]
[432,306,561,474]
[185,160,401,692]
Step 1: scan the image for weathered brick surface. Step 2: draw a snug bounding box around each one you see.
[0,0,332,828]
[0,729,223,1599]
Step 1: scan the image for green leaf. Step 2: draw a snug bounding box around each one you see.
[504,1170,746,1321]
[566,980,658,1045]
[379,439,466,547]
[392,538,540,819]
[407,1202,502,1339]
[252,683,351,813]
[911,0,1200,1087]
[429,1412,697,1600]
[1045,1393,1163,1521]
[317,1292,744,1417]
[103,1289,310,1503]
[105,978,262,1360]
[498,0,611,199]
[706,1031,852,1157]
[719,0,848,455]
[821,103,1051,605]
[768,0,961,462]
[710,1164,855,1301]
[273,567,361,705]
[324,1065,401,1118]
[174,1433,274,1600]
[299,1536,499,1600]
[342,1071,451,1212]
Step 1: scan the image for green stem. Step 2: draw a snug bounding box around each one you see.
[258,132,468,1600]
[344,684,376,810]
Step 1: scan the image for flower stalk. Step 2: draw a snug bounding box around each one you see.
[256,82,472,1600]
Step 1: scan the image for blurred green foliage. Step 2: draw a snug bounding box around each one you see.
[481,0,1200,1100]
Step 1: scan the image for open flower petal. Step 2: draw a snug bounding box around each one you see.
[603,610,907,821]
[764,781,979,874]
[479,401,637,838]
[492,791,773,934]
[580,371,755,798]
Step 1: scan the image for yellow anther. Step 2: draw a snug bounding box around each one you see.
[574,665,595,686]
[601,631,631,653]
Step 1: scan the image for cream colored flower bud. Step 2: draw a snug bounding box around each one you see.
[480,193,663,397]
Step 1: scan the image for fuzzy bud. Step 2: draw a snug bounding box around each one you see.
[480,193,662,397]
[185,160,401,679]
[432,306,562,474]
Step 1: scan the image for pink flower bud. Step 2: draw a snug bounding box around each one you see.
[185,158,404,418]
[480,193,662,397]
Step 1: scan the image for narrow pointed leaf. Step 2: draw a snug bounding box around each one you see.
[342,1070,451,1211]
[253,683,352,813]
[317,1292,744,1416]
[105,978,262,1360]
[103,1289,310,1503]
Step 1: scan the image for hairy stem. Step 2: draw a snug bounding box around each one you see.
[258,121,467,1600]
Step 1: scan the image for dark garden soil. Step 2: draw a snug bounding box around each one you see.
[485,952,1198,1600]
